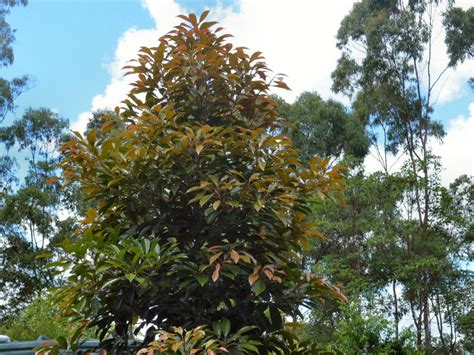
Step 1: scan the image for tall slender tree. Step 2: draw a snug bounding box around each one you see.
[331,0,471,352]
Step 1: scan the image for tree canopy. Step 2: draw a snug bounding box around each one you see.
[0,0,28,122]
[277,91,369,162]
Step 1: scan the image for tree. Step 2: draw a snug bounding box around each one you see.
[332,298,417,353]
[301,167,409,346]
[0,292,96,341]
[84,109,124,137]
[443,6,474,87]
[427,174,473,352]
[0,0,29,122]
[331,1,471,351]
[277,92,369,163]
[0,2,76,322]
[55,12,346,353]
[0,108,70,320]
[443,6,474,65]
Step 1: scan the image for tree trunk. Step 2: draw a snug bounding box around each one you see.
[393,280,399,341]
[410,298,423,352]
[416,325,423,351]
[432,295,446,351]
[423,291,431,354]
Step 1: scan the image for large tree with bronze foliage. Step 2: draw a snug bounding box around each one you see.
[55,12,345,353]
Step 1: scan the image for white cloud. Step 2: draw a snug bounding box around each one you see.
[209,0,356,102]
[432,102,474,185]
[141,0,186,30]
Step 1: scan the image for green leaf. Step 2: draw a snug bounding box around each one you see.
[188,192,205,204]
[241,343,259,352]
[35,252,53,259]
[136,277,146,285]
[154,243,161,255]
[125,273,136,282]
[196,274,208,287]
[209,174,219,186]
[222,319,231,337]
[252,280,266,296]
[212,321,221,337]
[101,278,120,289]
[141,239,151,254]
[234,325,257,336]
[87,128,97,144]
[56,336,67,349]
[96,264,112,273]
[254,199,264,212]
[44,261,69,269]
[199,194,213,207]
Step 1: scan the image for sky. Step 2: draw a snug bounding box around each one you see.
[4,0,474,185]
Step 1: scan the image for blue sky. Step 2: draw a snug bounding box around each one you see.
[3,0,473,184]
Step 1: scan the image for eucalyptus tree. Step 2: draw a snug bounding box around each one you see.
[0,108,70,320]
[443,6,474,63]
[0,0,71,323]
[0,0,29,122]
[444,5,474,87]
[332,0,471,351]
[277,92,369,163]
